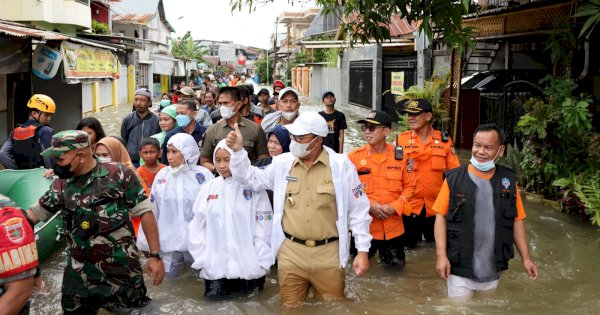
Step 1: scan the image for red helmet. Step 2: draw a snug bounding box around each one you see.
[273,80,285,89]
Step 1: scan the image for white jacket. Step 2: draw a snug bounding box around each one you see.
[137,133,214,253]
[229,146,372,267]
[188,176,273,280]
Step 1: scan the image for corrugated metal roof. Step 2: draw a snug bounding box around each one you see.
[112,13,155,25]
[0,20,120,51]
[389,16,419,37]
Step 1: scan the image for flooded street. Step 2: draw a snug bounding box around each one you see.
[30,97,600,314]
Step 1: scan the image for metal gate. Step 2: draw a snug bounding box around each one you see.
[348,60,373,108]
[479,80,543,145]
[382,58,417,119]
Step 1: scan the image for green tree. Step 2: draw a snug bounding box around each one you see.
[254,55,275,84]
[171,31,208,83]
[231,0,476,53]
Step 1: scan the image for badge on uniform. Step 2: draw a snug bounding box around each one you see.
[285,176,299,182]
[151,194,155,203]
[243,189,253,200]
[208,194,218,201]
[406,158,415,173]
[352,183,365,198]
[360,159,367,166]
[2,217,25,243]
[196,173,205,184]
[451,146,456,155]
[502,178,511,189]
[81,221,90,230]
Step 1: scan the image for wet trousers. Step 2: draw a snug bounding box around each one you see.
[368,235,406,267]
[204,277,265,299]
[403,206,435,247]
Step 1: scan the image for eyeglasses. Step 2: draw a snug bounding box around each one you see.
[290,134,314,142]
[361,124,386,132]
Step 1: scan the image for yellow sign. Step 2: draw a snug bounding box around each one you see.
[391,72,405,95]
[61,41,120,79]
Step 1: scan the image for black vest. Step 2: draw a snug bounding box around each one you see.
[445,165,518,279]
[12,123,44,169]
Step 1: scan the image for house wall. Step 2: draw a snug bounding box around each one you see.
[32,67,82,132]
[91,1,110,25]
[0,0,91,33]
[341,45,382,110]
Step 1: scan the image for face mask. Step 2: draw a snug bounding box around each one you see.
[98,157,112,163]
[160,99,171,108]
[470,146,503,172]
[171,162,187,176]
[176,114,191,127]
[289,137,317,158]
[220,106,236,119]
[53,154,78,179]
[281,110,298,121]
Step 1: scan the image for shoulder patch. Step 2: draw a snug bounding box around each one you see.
[243,189,253,200]
[196,173,206,184]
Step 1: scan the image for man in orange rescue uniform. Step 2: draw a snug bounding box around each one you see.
[349,110,416,266]
[396,99,460,247]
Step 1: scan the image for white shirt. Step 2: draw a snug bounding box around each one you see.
[229,146,372,267]
[188,176,273,280]
[137,165,214,252]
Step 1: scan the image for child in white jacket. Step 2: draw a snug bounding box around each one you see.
[188,139,273,298]
[138,133,214,277]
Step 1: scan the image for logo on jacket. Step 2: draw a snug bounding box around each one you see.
[406,158,415,173]
[2,218,25,243]
[352,183,365,198]
[151,194,155,203]
[243,189,253,200]
[196,173,205,184]
[256,210,272,221]
[502,178,511,189]
[208,194,218,201]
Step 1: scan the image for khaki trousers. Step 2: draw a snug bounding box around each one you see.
[277,238,345,307]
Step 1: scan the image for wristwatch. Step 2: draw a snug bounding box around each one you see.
[147,250,164,260]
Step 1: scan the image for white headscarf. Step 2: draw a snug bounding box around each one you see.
[213,139,233,177]
[167,133,200,166]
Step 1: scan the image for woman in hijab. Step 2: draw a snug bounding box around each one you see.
[94,136,149,235]
[188,139,273,299]
[137,133,214,278]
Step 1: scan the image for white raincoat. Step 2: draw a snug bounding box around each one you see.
[137,133,214,257]
[188,140,274,280]
[229,146,372,267]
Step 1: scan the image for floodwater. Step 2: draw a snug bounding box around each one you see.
[30,95,600,314]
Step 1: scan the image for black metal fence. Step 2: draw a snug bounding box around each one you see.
[348,60,373,108]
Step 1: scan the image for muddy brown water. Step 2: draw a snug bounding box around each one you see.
[30,96,600,314]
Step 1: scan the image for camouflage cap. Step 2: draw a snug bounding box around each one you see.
[40,130,90,158]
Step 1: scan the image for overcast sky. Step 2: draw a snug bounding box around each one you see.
[162,0,317,49]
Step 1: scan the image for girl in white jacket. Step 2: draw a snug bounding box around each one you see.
[137,133,214,277]
[188,139,273,298]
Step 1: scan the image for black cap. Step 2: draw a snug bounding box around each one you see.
[400,98,432,114]
[322,90,335,100]
[258,88,270,96]
[357,110,393,127]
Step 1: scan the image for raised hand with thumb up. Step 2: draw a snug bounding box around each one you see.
[226,123,244,152]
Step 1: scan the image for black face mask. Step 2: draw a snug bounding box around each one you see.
[53,154,78,179]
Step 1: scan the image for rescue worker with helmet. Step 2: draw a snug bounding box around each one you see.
[348,110,416,266]
[396,99,460,247]
[0,193,39,315]
[0,94,56,170]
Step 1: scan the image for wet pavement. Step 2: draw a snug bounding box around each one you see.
[29,94,600,314]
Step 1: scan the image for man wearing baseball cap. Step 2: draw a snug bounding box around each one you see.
[257,88,275,115]
[26,130,165,313]
[225,112,372,308]
[261,87,301,134]
[121,88,161,166]
[396,99,460,248]
[348,110,416,267]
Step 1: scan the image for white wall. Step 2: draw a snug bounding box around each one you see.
[0,0,91,32]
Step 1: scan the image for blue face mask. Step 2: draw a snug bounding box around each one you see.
[470,146,503,172]
[176,114,191,127]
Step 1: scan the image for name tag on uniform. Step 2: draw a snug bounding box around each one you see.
[286,176,299,182]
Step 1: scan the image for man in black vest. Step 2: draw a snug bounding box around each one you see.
[432,123,538,298]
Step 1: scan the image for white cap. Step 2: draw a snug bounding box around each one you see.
[283,112,328,137]
[279,87,299,99]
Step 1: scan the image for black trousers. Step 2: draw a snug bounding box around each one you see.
[368,235,406,267]
[204,276,266,299]
[403,206,436,248]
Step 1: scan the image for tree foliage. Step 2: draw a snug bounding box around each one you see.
[171,31,207,63]
[573,0,600,39]
[230,0,476,53]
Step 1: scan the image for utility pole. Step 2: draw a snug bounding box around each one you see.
[266,49,269,85]
[274,17,278,82]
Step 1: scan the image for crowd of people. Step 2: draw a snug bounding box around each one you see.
[0,78,538,314]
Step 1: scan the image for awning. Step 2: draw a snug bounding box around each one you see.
[0,19,119,51]
[151,54,176,75]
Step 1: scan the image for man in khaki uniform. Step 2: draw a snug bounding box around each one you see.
[225,112,372,308]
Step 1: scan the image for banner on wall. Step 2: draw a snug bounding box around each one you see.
[61,41,119,80]
[391,72,405,95]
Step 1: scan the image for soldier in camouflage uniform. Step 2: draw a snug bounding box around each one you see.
[27,130,165,314]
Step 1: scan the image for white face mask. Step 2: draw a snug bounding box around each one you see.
[470,146,503,172]
[220,106,236,119]
[281,110,298,121]
[98,157,112,163]
[171,162,187,175]
[289,137,317,158]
